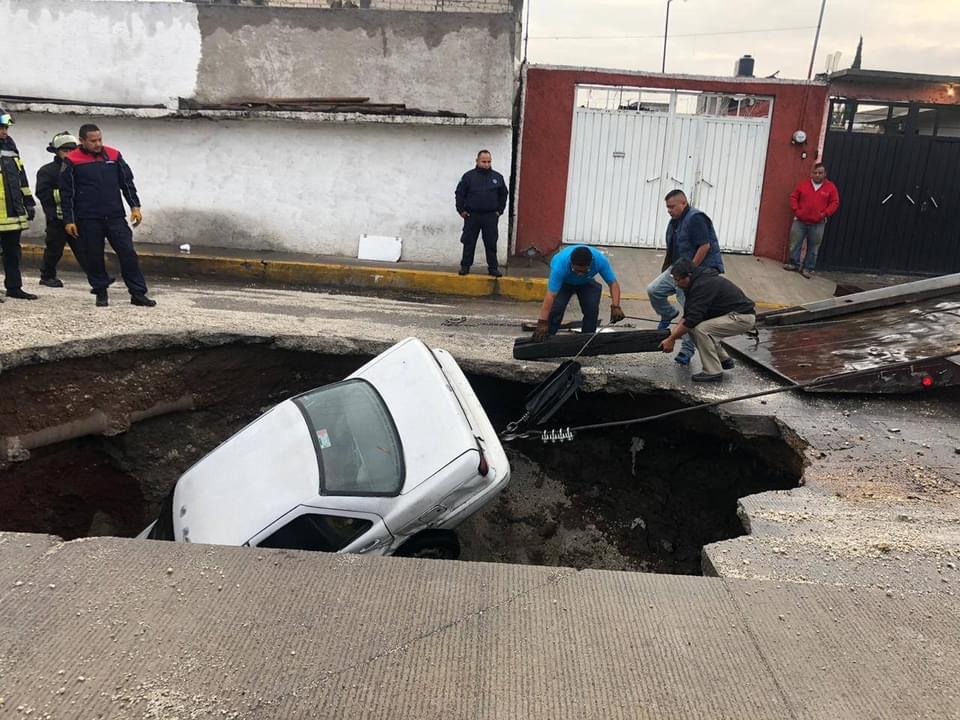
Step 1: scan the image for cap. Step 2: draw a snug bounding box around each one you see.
[47,131,78,153]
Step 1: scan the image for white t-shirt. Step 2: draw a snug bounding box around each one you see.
[812,180,824,191]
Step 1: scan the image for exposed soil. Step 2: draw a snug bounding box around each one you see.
[0,345,803,572]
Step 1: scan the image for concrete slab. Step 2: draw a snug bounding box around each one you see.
[0,532,59,588]
[1,536,958,718]
[704,490,960,597]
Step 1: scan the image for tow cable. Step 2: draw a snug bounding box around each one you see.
[501,346,960,445]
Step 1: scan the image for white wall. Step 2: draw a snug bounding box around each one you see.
[2,0,201,105]
[3,0,519,118]
[15,114,512,265]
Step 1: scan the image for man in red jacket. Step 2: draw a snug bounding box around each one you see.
[783,163,839,278]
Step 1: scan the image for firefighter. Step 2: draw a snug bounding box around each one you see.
[60,123,155,307]
[36,131,84,287]
[0,109,39,300]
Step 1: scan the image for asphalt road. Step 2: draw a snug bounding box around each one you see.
[1,273,959,717]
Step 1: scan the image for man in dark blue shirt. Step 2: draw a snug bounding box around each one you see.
[454,150,508,277]
[647,189,724,366]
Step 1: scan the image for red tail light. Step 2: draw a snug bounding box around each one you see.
[921,374,934,388]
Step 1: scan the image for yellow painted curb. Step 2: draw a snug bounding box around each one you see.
[20,245,548,303]
[20,245,790,309]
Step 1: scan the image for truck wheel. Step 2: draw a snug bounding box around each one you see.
[395,530,461,560]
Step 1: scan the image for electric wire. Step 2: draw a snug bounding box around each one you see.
[509,346,960,442]
[530,25,817,41]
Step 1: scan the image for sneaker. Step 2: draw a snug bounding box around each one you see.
[721,358,735,370]
[39,277,64,288]
[488,268,503,278]
[800,268,814,279]
[657,309,680,330]
[674,349,694,366]
[95,290,109,307]
[692,372,723,382]
[5,288,39,300]
[783,263,798,272]
[131,294,157,307]
[458,267,469,276]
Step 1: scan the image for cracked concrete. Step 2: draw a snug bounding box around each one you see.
[1,273,959,716]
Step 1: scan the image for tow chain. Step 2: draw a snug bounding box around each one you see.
[441,316,525,328]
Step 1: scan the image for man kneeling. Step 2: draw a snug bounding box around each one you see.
[658,258,755,382]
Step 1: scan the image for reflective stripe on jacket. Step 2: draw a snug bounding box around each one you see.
[0,137,35,232]
[36,158,65,222]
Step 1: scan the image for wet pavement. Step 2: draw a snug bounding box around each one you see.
[1,272,959,717]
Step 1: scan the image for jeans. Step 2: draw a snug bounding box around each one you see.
[548,280,601,334]
[79,217,148,296]
[1,230,23,290]
[788,219,826,271]
[646,269,694,357]
[459,212,500,271]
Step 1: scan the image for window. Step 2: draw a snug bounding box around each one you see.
[295,380,404,495]
[258,514,372,553]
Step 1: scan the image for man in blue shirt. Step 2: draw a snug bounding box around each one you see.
[647,189,724,365]
[532,245,623,341]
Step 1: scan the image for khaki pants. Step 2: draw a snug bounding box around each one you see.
[690,312,756,374]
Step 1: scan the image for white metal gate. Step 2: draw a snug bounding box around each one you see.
[562,87,773,253]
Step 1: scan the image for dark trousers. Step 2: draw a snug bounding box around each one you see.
[79,217,147,296]
[1,230,23,291]
[459,212,500,271]
[41,221,85,279]
[548,280,602,334]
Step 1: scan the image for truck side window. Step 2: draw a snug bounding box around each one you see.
[258,514,372,552]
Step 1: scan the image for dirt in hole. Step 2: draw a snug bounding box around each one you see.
[0,346,802,573]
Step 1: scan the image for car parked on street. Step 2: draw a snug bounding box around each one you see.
[140,338,510,559]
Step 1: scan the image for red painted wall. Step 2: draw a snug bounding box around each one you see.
[514,66,829,262]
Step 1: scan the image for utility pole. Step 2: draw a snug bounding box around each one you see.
[522,0,531,63]
[661,0,673,73]
[806,0,827,80]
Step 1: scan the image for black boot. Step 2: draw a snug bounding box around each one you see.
[95,290,109,307]
[39,277,64,288]
[131,294,156,307]
[6,288,39,300]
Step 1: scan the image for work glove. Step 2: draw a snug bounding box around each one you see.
[610,305,625,324]
[532,319,550,342]
[130,207,143,227]
[65,223,79,239]
[26,206,35,222]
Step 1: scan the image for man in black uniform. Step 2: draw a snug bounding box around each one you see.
[60,123,155,308]
[454,149,508,277]
[36,131,83,287]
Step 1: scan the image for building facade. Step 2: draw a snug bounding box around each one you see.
[513,65,829,264]
[2,0,521,265]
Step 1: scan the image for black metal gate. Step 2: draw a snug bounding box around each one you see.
[819,100,960,275]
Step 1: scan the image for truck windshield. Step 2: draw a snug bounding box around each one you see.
[294,379,404,496]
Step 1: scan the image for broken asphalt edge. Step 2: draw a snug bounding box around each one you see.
[19,245,789,309]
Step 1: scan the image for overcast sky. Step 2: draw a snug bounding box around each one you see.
[524,0,959,80]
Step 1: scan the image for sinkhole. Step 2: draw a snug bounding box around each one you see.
[0,343,804,575]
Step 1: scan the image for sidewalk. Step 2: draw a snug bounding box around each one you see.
[19,239,835,309]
